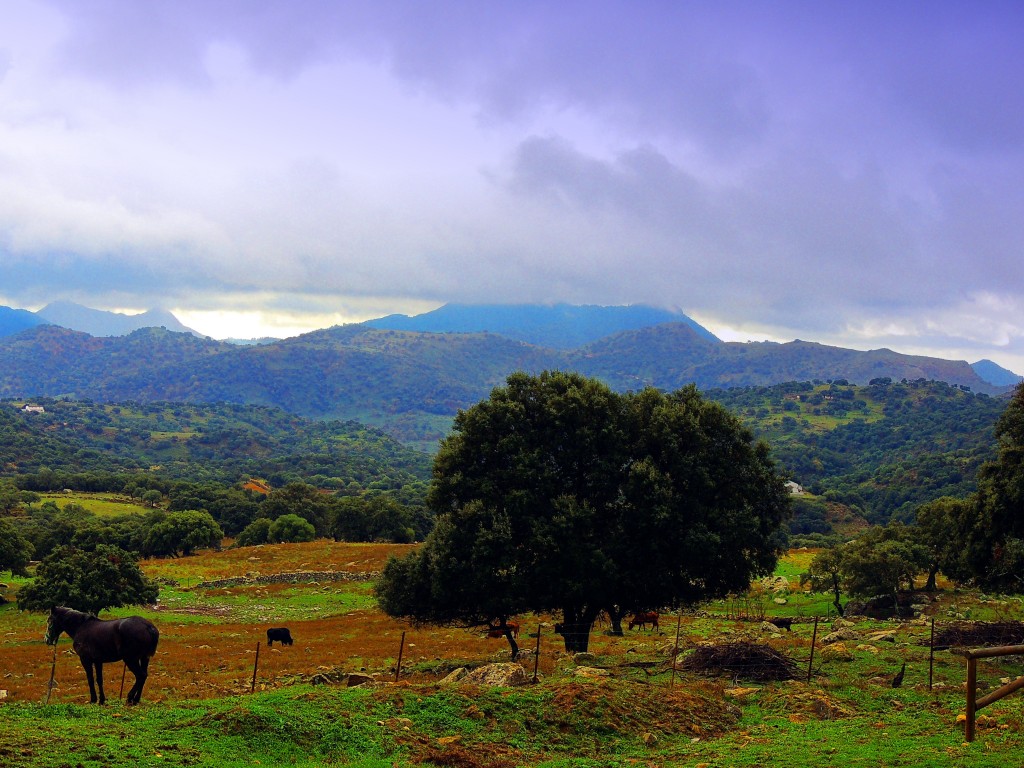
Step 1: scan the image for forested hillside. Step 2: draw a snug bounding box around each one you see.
[0,398,431,492]
[705,378,1004,526]
[0,323,1008,450]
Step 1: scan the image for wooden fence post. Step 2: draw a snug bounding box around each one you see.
[44,641,59,704]
[965,655,977,742]
[928,618,935,691]
[807,616,819,683]
[250,642,261,693]
[963,645,1024,743]
[532,626,542,683]
[670,613,682,688]
[395,631,406,683]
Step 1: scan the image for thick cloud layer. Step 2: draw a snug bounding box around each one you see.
[1,1,1022,369]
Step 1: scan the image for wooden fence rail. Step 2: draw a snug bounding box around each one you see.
[964,644,1024,742]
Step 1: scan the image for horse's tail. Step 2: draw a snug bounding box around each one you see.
[143,621,160,658]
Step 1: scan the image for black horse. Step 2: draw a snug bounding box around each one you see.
[45,606,159,705]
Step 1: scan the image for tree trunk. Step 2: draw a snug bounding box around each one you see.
[503,629,519,660]
[559,606,597,653]
[924,566,938,592]
[831,577,844,617]
[606,606,625,637]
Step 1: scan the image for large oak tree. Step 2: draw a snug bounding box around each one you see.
[376,371,790,653]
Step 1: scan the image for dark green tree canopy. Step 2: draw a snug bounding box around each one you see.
[268,513,317,543]
[0,517,33,576]
[971,382,1024,591]
[17,543,159,615]
[377,371,790,653]
[143,509,224,557]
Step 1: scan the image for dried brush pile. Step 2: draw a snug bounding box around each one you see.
[931,621,1024,651]
[679,641,799,681]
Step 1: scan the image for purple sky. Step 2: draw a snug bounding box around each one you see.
[1,1,1023,371]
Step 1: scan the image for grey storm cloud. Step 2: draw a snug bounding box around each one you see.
[1,0,1023,369]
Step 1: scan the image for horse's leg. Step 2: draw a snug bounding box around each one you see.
[124,657,148,704]
[95,661,106,704]
[81,659,98,704]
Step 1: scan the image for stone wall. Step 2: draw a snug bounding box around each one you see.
[193,570,379,589]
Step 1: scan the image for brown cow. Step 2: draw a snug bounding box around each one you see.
[486,620,519,639]
[628,611,659,631]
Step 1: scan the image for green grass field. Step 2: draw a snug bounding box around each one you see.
[1,544,1022,767]
[37,492,153,517]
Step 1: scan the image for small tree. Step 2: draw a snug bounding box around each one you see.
[840,524,930,613]
[915,496,973,590]
[801,547,846,617]
[268,513,316,543]
[144,510,223,557]
[0,518,33,576]
[260,483,332,537]
[17,543,159,615]
[141,489,164,508]
[235,517,272,547]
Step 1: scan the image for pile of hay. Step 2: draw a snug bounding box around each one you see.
[680,642,799,681]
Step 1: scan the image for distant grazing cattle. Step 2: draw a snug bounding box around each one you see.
[628,611,659,631]
[768,617,794,632]
[266,627,293,646]
[486,621,519,639]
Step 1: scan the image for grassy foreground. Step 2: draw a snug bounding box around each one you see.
[1,542,1022,767]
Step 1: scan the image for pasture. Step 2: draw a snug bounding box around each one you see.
[1,542,1022,767]
[37,491,153,517]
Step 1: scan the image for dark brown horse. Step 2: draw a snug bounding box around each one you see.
[45,606,159,705]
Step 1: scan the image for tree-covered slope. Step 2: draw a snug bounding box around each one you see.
[0,398,431,490]
[705,378,1005,524]
[0,321,1010,451]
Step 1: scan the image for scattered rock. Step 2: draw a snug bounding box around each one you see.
[819,643,854,662]
[438,668,466,685]
[574,666,611,678]
[347,673,375,687]
[641,732,658,745]
[760,622,782,635]
[855,644,880,654]
[462,663,529,687]
[831,618,855,630]
[867,631,896,643]
[822,628,860,645]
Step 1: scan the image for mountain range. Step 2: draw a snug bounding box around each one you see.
[0,301,197,338]
[0,301,1020,450]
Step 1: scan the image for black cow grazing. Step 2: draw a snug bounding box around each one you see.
[266,627,293,646]
[768,617,794,632]
[45,606,159,705]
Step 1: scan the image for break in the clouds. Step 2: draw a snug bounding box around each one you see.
[1,1,1023,371]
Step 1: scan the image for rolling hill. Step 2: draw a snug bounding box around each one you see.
[0,318,1012,454]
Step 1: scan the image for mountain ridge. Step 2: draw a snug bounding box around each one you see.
[35,301,200,337]
[0,319,1013,451]
[364,302,719,348]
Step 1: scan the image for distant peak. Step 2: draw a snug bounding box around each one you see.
[363,302,719,349]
